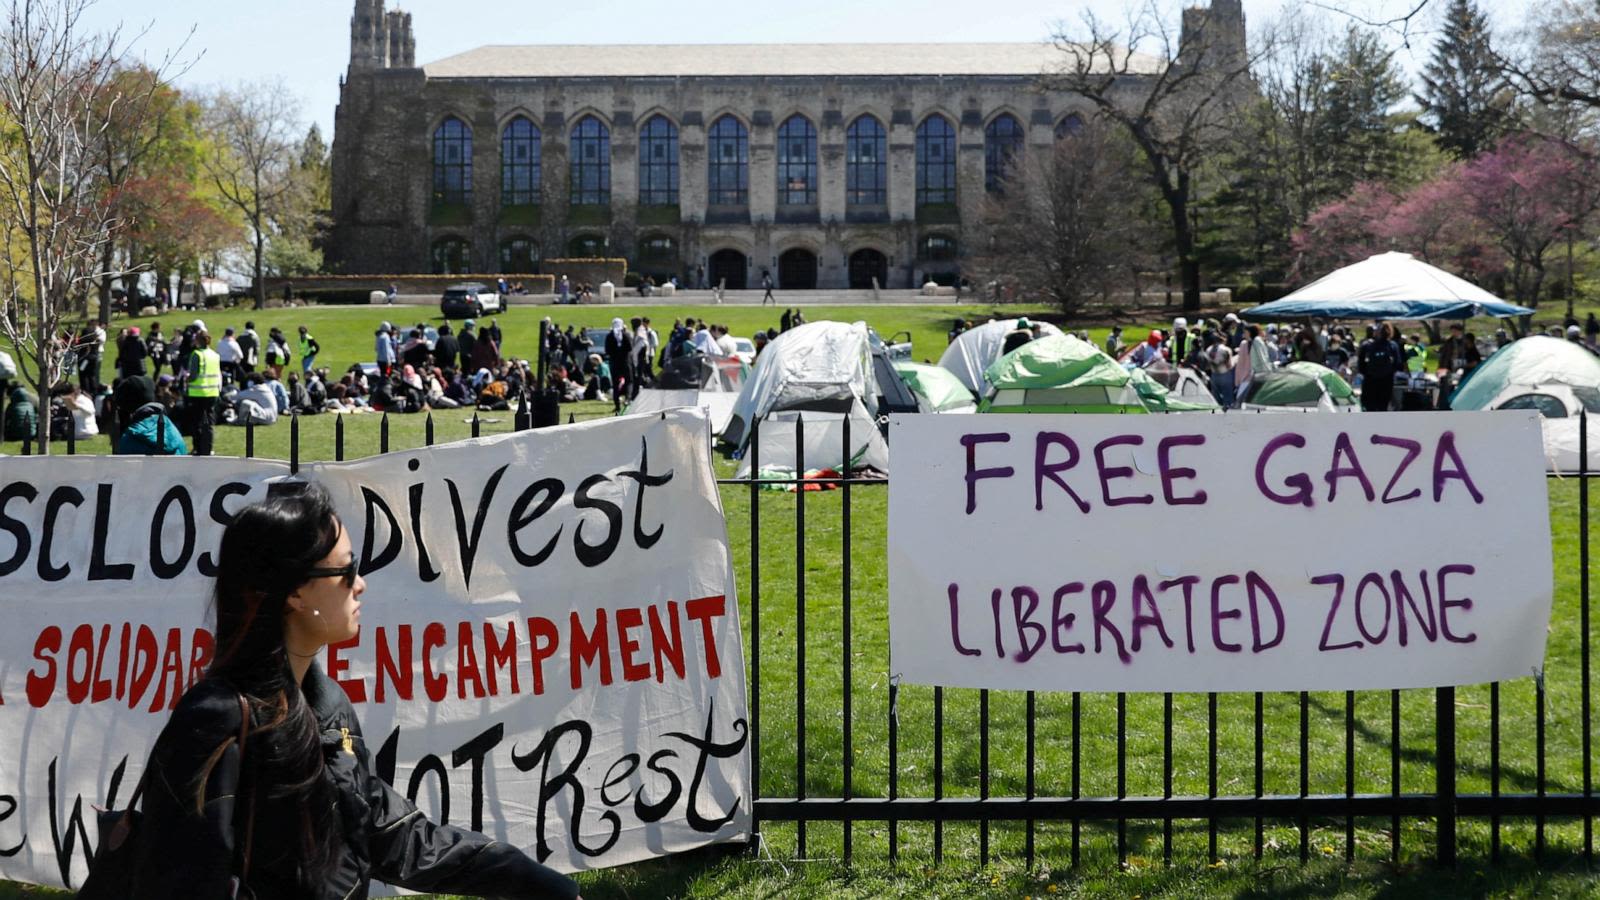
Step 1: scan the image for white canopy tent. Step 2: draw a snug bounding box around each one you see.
[1241,252,1534,320]
[938,318,1065,395]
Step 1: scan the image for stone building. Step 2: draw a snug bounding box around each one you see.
[329,0,1245,290]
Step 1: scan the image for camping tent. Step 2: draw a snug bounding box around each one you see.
[893,361,976,413]
[1140,359,1220,409]
[1242,252,1534,321]
[1238,361,1359,411]
[1448,335,1600,473]
[722,320,891,472]
[977,333,1215,414]
[624,389,739,433]
[625,351,744,431]
[939,318,1066,395]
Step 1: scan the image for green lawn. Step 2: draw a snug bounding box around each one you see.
[1,301,1596,897]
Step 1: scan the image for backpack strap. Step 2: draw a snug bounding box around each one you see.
[235,694,257,884]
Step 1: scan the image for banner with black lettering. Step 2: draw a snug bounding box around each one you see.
[0,408,750,891]
[889,412,1554,693]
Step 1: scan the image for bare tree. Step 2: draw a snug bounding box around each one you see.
[199,82,299,309]
[1499,0,1600,112]
[0,0,161,452]
[971,119,1162,316]
[1045,0,1269,311]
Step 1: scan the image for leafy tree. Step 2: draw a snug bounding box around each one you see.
[198,82,301,308]
[1319,26,1409,194]
[1416,0,1516,158]
[1291,180,1399,274]
[1458,135,1593,306]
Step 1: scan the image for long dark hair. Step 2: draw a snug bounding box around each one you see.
[203,482,343,878]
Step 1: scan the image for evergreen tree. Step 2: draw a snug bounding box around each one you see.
[1319,26,1409,193]
[1417,0,1514,158]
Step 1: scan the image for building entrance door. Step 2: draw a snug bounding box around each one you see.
[778,248,818,289]
[708,249,748,290]
[848,248,888,289]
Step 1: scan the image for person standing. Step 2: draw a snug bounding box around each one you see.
[760,270,775,305]
[116,326,148,380]
[558,274,571,305]
[237,321,260,376]
[1358,323,1401,412]
[185,329,221,455]
[217,327,244,386]
[605,317,634,410]
[631,317,652,386]
[458,320,478,368]
[1207,335,1236,408]
[145,322,167,379]
[433,322,459,371]
[297,325,320,376]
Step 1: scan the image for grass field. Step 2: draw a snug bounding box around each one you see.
[1,301,1597,897]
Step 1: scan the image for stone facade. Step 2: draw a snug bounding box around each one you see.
[329,1,1246,290]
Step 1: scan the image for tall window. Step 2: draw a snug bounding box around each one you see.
[776,115,817,206]
[499,237,538,272]
[432,117,472,206]
[569,115,611,205]
[916,115,957,206]
[431,237,470,275]
[919,234,958,261]
[707,115,748,205]
[846,115,887,206]
[1055,114,1085,141]
[638,115,679,205]
[985,113,1025,193]
[500,117,540,206]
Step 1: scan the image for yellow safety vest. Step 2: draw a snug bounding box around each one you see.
[187,348,221,398]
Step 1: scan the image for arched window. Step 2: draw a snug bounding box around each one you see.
[915,115,957,206]
[1055,114,1085,141]
[638,233,677,272]
[499,237,538,272]
[985,113,1025,193]
[431,237,470,275]
[638,115,679,206]
[569,116,611,206]
[919,234,958,261]
[500,117,540,207]
[432,117,472,206]
[776,115,817,206]
[707,115,748,205]
[846,115,887,206]
[568,234,607,257]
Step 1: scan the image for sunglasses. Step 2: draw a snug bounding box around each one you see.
[305,560,358,588]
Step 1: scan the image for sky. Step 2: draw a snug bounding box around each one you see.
[80,0,1540,140]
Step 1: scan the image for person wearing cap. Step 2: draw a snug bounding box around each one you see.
[1129,329,1163,367]
[297,324,320,375]
[1170,317,1189,362]
[1002,317,1034,355]
[217,326,243,386]
[185,328,222,455]
[1568,324,1586,345]
[116,325,148,380]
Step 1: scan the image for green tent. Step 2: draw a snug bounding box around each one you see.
[1449,335,1600,413]
[893,360,977,413]
[978,333,1213,414]
[1240,361,1357,410]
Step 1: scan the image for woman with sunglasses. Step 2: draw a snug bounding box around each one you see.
[130,483,580,899]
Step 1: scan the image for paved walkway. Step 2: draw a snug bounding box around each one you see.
[384,288,976,307]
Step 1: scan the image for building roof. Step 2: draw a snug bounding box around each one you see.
[422,42,1162,80]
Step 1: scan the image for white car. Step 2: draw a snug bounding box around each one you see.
[730,337,756,365]
[440,282,504,318]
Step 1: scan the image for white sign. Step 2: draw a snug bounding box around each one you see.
[889,412,1554,693]
[0,409,750,891]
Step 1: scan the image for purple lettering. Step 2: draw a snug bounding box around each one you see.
[1354,573,1391,644]
[961,432,1014,515]
[1433,432,1484,504]
[1090,580,1131,663]
[1324,432,1375,502]
[1129,575,1174,652]
[1094,435,1154,507]
[1157,434,1208,506]
[1255,433,1313,507]
[1159,575,1201,653]
[1437,563,1478,644]
[1050,583,1085,653]
[1035,432,1092,513]
[1245,570,1285,652]
[1370,435,1422,504]
[1314,573,1362,651]
[1391,570,1438,645]
[1209,574,1244,653]
[1012,587,1046,663]
[947,583,981,656]
[990,588,1007,658]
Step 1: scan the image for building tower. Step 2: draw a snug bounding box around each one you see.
[1177,0,1248,72]
[349,0,415,71]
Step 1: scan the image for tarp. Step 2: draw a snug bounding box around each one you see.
[732,401,890,477]
[938,318,1066,395]
[1242,252,1534,320]
[1141,359,1221,409]
[893,361,977,413]
[1240,361,1358,411]
[723,320,880,449]
[625,388,739,433]
[978,333,1213,414]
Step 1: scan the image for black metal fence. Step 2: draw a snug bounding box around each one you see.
[14,406,1595,870]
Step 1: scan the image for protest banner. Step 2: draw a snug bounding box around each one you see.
[889,412,1554,693]
[0,408,750,891]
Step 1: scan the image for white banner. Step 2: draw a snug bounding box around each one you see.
[889,412,1554,693]
[0,408,750,890]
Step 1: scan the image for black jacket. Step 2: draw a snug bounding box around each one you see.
[131,665,578,900]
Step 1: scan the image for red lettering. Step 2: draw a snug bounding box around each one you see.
[375,625,414,703]
[528,616,560,695]
[570,609,613,689]
[483,621,519,695]
[616,607,649,683]
[26,626,62,708]
[328,636,367,703]
[127,625,158,710]
[648,602,685,683]
[422,622,447,702]
[151,628,185,712]
[457,621,486,699]
[187,628,214,692]
[685,595,727,678]
[66,624,94,705]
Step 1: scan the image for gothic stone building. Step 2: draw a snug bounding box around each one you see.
[329,0,1245,290]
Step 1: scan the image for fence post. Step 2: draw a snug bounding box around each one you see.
[1436,685,1457,866]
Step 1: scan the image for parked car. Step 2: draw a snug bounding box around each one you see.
[440,282,503,318]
